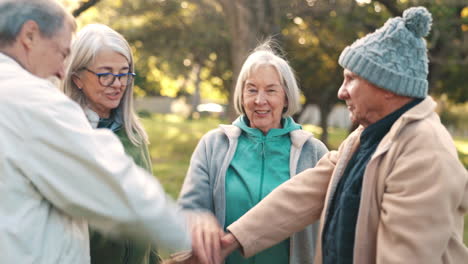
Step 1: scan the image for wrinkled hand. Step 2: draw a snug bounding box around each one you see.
[162,255,200,264]
[186,212,224,264]
[220,232,240,258]
[166,231,240,264]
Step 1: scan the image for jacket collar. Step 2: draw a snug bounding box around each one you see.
[219,124,242,140]
[338,97,435,162]
[353,96,435,141]
[0,52,56,90]
[219,123,313,148]
[83,107,100,129]
[383,96,436,143]
[0,52,28,74]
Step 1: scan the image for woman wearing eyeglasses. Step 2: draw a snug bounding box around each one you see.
[62,24,160,264]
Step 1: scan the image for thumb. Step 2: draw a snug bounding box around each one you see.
[221,233,235,248]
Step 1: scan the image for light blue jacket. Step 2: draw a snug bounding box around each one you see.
[178,121,328,264]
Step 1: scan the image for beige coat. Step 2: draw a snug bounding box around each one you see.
[228,96,468,264]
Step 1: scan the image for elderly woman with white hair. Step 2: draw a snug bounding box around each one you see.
[178,42,328,264]
[62,24,159,264]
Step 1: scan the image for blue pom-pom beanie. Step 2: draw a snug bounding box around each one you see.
[338,6,432,98]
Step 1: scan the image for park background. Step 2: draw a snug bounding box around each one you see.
[63,0,468,245]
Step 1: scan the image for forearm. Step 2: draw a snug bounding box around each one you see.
[25,125,191,252]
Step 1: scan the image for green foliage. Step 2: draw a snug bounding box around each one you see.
[73,0,231,100]
[68,0,468,145]
[142,114,224,198]
[438,97,468,136]
[137,109,152,118]
[455,138,468,170]
[458,149,468,171]
[465,204,468,244]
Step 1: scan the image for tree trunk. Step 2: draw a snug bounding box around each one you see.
[190,63,201,119]
[72,0,102,17]
[318,103,331,147]
[217,0,280,121]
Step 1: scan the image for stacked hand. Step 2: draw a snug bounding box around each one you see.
[220,233,239,258]
[166,212,240,264]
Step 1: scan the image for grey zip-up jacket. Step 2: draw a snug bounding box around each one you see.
[178,123,328,264]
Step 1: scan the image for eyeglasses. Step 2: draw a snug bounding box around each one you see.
[84,68,136,87]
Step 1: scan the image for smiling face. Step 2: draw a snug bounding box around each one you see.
[73,49,129,118]
[242,65,287,134]
[337,69,389,127]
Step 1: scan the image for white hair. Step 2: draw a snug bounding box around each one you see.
[233,41,301,117]
[62,24,148,145]
[0,0,75,47]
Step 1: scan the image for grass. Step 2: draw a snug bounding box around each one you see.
[142,114,468,246]
[142,114,223,199]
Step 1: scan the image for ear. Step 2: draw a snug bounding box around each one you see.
[17,20,41,50]
[72,74,83,89]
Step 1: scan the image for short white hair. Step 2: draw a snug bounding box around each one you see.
[0,0,75,47]
[233,41,301,117]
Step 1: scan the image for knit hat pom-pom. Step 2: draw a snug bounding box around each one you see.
[403,7,432,38]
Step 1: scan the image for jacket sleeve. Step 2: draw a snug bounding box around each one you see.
[178,133,214,213]
[17,93,191,253]
[376,123,468,263]
[227,149,339,257]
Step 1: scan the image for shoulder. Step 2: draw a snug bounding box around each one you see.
[115,128,148,151]
[305,136,329,153]
[291,129,328,152]
[398,112,454,152]
[192,125,239,157]
[393,97,453,151]
[1,72,58,105]
[114,128,131,145]
[200,125,240,144]
[0,76,87,139]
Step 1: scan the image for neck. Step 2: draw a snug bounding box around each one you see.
[85,105,111,119]
[382,97,413,116]
[94,107,111,119]
[365,97,413,127]
[0,46,28,71]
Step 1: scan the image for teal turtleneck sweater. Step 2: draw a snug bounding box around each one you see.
[225,116,301,264]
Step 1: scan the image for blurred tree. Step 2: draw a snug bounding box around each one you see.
[278,0,388,144]
[216,0,282,119]
[72,0,101,17]
[72,0,231,109]
[280,0,467,144]
[376,0,468,103]
[68,0,467,145]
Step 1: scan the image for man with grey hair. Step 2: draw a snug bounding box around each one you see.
[218,6,468,264]
[0,1,221,263]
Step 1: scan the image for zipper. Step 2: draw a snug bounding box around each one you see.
[123,240,130,264]
[251,138,265,264]
[257,137,266,203]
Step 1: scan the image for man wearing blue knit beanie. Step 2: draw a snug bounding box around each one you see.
[218,6,468,264]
